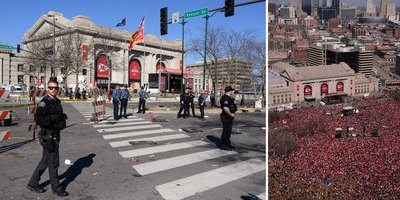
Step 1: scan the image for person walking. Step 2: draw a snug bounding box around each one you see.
[112,85,121,120]
[120,85,130,118]
[27,77,69,197]
[219,86,237,151]
[177,88,189,118]
[137,86,148,114]
[198,90,206,119]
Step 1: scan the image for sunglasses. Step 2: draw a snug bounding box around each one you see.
[48,86,59,90]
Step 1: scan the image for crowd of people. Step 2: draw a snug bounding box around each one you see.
[269,89,400,199]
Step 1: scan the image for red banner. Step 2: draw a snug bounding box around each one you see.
[321,84,328,94]
[337,82,344,91]
[97,56,109,78]
[129,60,141,80]
[82,45,88,61]
[304,85,312,95]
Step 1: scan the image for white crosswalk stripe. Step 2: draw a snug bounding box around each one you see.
[98,124,162,133]
[109,134,190,148]
[93,120,149,128]
[119,140,208,158]
[155,159,265,200]
[71,102,265,199]
[103,128,175,140]
[133,149,237,175]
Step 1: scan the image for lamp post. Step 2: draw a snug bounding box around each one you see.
[47,14,56,77]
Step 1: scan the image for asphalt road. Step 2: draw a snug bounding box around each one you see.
[0,102,266,200]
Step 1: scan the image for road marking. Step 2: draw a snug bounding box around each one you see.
[93,120,147,128]
[119,140,208,158]
[257,192,266,200]
[103,128,175,140]
[155,159,265,200]
[98,124,161,133]
[133,149,237,175]
[92,117,140,124]
[109,134,190,148]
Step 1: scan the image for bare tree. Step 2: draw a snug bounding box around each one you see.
[189,25,224,96]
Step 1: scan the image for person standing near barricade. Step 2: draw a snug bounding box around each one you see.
[188,88,195,117]
[177,88,189,118]
[120,85,130,118]
[27,77,69,197]
[219,86,237,151]
[137,86,148,114]
[112,85,121,120]
[198,90,206,119]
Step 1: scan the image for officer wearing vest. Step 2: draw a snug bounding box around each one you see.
[198,90,206,119]
[137,86,148,114]
[120,85,130,118]
[187,88,195,117]
[219,86,237,151]
[177,88,189,118]
[112,85,121,120]
[27,77,69,197]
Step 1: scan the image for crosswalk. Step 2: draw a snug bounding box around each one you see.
[71,102,266,200]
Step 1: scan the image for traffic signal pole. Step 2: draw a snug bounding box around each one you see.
[180,18,186,95]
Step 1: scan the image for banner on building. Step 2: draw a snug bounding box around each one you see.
[304,85,312,95]
[337,82,343,91]
[82,45,88,61]
[97,56,109,79]
[129,60,141,80]
[321,84,329,94]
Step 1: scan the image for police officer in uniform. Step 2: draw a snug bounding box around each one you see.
[219,86,237,151]
[198,90,206,119]
[188,88,195,117]
[137,86,148,114]
[27,77,69,197]
[112,85,121,120]
[120,85,130,118]
[177,88,189,118]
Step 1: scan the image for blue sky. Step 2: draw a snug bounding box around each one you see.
[0,0,266,64]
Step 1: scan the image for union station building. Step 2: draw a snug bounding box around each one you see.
[268,62,380,105]
[1,11,191,93]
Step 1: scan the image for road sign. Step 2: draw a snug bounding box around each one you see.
[0,44,14,52]
[172,12,180,24]
[184,8,208,19]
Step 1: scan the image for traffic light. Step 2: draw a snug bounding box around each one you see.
[16,44,20,53]
[160,7,168,35]
[225,0,235,17]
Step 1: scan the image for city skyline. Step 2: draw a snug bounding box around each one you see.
[268,0,400,7]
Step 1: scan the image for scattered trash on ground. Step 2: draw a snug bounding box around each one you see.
[212,164,219,167]
[241,109,249,113]
[182,127,203,133]
[148,154,155,158]
[93,173,98,176]
[64,159,73,165]
[178,129,183,132]
[129,157,140,164]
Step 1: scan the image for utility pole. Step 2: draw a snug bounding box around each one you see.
[202,15,208,91]
[180,18,186,95]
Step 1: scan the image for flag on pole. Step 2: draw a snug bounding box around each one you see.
[128,17,145,50]
[116,18,126,27]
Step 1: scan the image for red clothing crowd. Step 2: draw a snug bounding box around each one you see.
[269,91,400,199]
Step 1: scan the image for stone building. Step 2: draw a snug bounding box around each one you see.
[15,11,185,93]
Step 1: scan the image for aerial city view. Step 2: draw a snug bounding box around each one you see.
[268,0,400,199]
[0,0,266,199]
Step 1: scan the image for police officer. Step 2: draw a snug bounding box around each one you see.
[27,77,69,197]
[137,86,148,114]
[112,85,121,120]
[198,90,206,119]
[177,88,189,118]
[188,88,195,117]
[219,86,237,151]
[120,85,130,118]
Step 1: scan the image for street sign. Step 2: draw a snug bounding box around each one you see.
[0,44,14,52]
[184,8,208,19]
[172,12,180,24]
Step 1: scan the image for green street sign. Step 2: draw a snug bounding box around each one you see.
[184,8,208,19]
[0,44,14,51]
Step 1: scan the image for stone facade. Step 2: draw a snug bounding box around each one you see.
[15,11,183,92]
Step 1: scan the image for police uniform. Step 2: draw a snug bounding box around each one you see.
[120,88,130,118]
[198,92,206,118]
[112,88,121,119]
[137,88,148,114]
[220,87,237,150]
[177,91,188,118]
[188,92,195,117]
[28,95,68,196]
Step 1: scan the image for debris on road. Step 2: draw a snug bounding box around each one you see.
[64,159,73,165]
[129,157,140,164]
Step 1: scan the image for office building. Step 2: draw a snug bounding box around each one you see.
[379,0,388,17]
[302,0,313,15]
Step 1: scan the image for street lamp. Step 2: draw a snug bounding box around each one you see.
[47,14,56,77]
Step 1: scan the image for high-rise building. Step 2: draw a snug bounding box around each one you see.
[302,0,313,15]
[318,0,340,21]
[279,6,296,19]
[341,8,356,23]
[379,0,388,17]
[290,0,297,9]
[365,0,376,16]
[309,46,327,66]
[357,49,374,77]
[268,3,277,15]
[386,3,396,18]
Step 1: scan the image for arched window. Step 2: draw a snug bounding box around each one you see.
[129,59,141,81]
[321,83,329,95]
[304,85,312,96]
[336,82,344,92]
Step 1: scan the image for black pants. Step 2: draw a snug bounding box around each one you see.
[189,103,195,117]
[220,115,234,146]
[184,103,190,117]
[177,103,186,118]
[138,99,146,113]
[199,105,205,118]
[113,99,119,120]
[120,99,128,118]
[28,146,62,192]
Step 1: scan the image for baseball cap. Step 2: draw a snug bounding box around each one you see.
[224,86,234,92]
